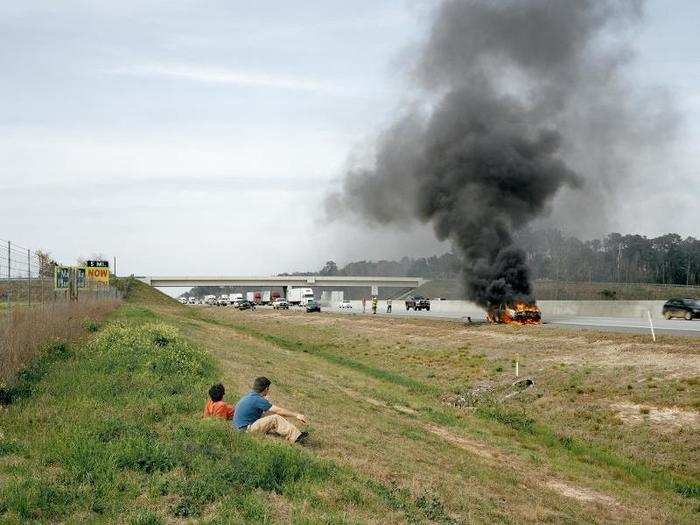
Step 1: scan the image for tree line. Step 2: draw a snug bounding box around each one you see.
[307,230,699,286]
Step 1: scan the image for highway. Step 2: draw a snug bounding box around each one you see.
[326,302,700,337]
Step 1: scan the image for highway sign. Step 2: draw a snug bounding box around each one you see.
[86,260,110,284]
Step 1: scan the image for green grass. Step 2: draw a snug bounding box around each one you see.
[206,311,699,505]
[0,298,454,523]
[219,319,437,395]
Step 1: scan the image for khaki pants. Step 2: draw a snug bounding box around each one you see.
[248,414,301,442]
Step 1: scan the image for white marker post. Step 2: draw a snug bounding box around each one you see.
[646,310,656,343]
[515,352,519,378]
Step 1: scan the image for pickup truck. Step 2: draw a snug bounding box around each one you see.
[405,296,430,311]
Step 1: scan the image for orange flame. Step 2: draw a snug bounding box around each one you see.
[487,301,541,325]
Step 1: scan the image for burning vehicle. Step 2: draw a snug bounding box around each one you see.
[486,302,541,325]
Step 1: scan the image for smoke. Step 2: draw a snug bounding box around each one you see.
[326,0,664,308]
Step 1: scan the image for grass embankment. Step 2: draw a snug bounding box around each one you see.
[0,284,453,523]
[2,281,698,522]
[198,306,699,523]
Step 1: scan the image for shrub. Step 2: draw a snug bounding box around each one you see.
[599,289,617,300]
[82,318,100,332]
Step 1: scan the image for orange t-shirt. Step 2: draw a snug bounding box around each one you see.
[204,399,235,420]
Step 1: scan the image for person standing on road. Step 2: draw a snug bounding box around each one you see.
[372,296,378,314]
[362,297,366,313]
[233,377,309,444]
[386,298,392,314]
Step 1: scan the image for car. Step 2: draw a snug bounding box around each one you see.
[306,300,321,313]
[662,298,700,320]
[405,296,430,311]
[237,300,256,311]
[338,300,353,309]
[272,298,290,310]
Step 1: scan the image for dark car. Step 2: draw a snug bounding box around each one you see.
[237,300,256,311]
[405,296,430,311]
[306,300,321,313]
[662,298,700,320]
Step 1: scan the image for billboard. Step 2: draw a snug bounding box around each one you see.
[86,260,110,284]
[54,266,88,290]
[54,266,72,290]
[76,267,87,288]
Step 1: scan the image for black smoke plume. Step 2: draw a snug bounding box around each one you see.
[326,0,648,308]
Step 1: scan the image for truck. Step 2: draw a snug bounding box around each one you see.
[217,294,230,306]
[229,293,243,306]
[405,296,430,311]
[246,291,256,302]
[258,290,280,305]
[204,295,217,305]
[287,287,314,306]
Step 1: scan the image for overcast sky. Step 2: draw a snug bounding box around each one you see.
[1,0,698,280]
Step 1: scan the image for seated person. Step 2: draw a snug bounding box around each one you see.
[233,376,309,444]
[203,383,235,420]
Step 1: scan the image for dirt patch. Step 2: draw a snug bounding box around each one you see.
[545,480,618,506]
[335,385,417,415]
[425,424,498,460]
[611,402,700,431]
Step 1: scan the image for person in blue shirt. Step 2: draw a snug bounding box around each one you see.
[234,376,309,444]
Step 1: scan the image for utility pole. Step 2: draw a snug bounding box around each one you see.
[113,256,117,277]
[6,241,11,316]
[27,248,31,306]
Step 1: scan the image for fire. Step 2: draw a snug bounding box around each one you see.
[486,301,541,325]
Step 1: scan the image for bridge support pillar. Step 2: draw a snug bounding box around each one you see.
[282,285,288,299]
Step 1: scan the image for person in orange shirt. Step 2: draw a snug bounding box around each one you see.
[203,383,235,420]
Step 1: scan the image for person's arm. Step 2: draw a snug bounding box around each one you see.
[269,405,308,424]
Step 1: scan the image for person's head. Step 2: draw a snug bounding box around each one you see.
[252,376,271,395]
[208,383,225,402]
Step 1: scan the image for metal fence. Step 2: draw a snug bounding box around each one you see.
[0,237,121,315]
[1,237,124,381]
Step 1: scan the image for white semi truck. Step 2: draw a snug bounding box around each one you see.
[287,287,314,306]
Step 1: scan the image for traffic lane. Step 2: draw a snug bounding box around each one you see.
[328,306,700,337]
[545,315,700,336]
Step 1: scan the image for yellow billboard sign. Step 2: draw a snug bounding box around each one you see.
[86,260,110,284]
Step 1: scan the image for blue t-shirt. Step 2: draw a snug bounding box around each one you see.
[233,391,272,428]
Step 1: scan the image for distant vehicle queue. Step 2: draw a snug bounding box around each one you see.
[178,288,315,310]
[179,289,436,319]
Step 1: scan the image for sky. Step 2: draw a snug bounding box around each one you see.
[1,0,698,281]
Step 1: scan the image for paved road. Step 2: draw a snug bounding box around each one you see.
[327,305,700,337]
[543,315,700,336]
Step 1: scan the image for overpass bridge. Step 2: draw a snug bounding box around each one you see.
[136,275,426,294]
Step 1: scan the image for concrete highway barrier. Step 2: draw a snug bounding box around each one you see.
[335,299,669,319]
